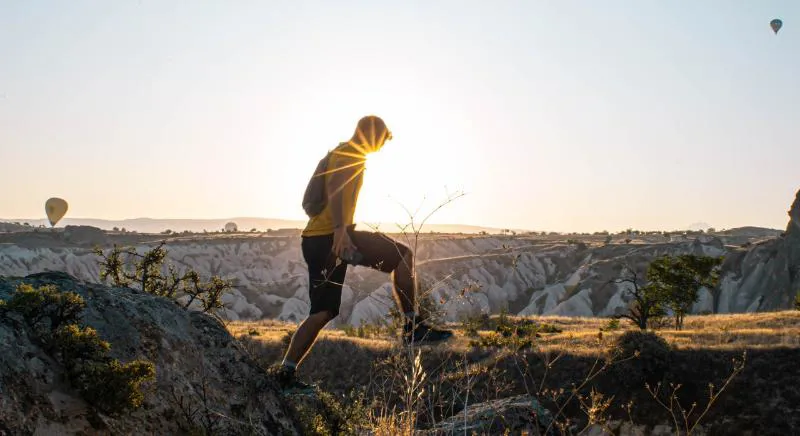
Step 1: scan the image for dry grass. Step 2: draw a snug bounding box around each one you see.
[228,310,800,365]
[228,310,800,434]
[228,310,800,371]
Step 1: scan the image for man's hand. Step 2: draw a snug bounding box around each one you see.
[332,227,357,260]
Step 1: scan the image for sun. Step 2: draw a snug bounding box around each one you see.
[355,133,467,231]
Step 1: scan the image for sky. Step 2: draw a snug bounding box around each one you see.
[1,1,798,233]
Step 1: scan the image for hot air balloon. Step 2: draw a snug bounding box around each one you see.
[45,197,68,227]
[770,18,783,34]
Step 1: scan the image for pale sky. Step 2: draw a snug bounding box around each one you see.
[1,1,798,233]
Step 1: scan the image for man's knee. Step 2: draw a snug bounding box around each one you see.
[321,310,337,322]
[310,309,338,322]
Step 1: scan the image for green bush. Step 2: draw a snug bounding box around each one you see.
[470,331,533,351]
[1,283,85,334]
[459,314,485,338]
[469,314,559,350]
[603,318,620,331]
[1,283,156,415]
[73,358,156,414]
[55,324,110,364]
[291,389,370,436]
[282,329,295,349]
[537,323,563,334]
[342,321,390,339]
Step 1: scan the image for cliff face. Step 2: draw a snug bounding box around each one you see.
[1,189,798,324]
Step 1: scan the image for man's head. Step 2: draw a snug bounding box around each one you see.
[349,115,392,154]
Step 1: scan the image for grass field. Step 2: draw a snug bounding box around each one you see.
[228,311,800,435]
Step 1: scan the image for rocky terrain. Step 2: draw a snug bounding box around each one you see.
[1,189,797,327]
[0,272,298,434]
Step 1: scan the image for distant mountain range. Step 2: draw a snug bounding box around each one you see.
[0,217,525,235]
[687,222,714,231]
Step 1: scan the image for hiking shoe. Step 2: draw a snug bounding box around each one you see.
[403,320,454,345]
[269,364,315,393]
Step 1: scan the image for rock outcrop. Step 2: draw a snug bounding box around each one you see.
[0,272,298,435]
[423,395,555,435]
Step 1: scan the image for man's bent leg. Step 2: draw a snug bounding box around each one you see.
[349,229,453,343]
[349,230,415,316]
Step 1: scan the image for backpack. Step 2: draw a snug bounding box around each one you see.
[302,150,333,218]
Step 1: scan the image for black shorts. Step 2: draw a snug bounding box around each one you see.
[301,225,410,318]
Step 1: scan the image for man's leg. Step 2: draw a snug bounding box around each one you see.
[349,230,416,315]
[282,310,335,368]
[276,234,345,386]
[349,229,452,343]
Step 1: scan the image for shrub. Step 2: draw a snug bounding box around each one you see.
[55,324,110,363]
[93,242,232,316]
[56,325,155,413]
[538,323,563,334]
[290,389,370,435]
[82,359,155,413]
[471,331,533,351]
[281,329,295,349]
[612,331,671,388]
[459,314,484,338]
[1,283,156,415]
[469,315,559,350]
[0,283,85,334]
[342,321,390,339]
[603,318,620,331]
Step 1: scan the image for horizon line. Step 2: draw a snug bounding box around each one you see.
[0,216,785,234]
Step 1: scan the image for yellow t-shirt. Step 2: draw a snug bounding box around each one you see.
[302,145,365,237]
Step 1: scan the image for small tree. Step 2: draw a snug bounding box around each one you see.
[93,242,232,317]
[647,254,723,330]
[610,266,665,330]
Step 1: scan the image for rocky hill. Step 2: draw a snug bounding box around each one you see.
[1,189,797,326]
[0,272,298,434]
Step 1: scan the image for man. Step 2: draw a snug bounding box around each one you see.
[273,115,453,391]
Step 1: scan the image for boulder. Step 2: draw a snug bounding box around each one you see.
[422,394,555,435]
